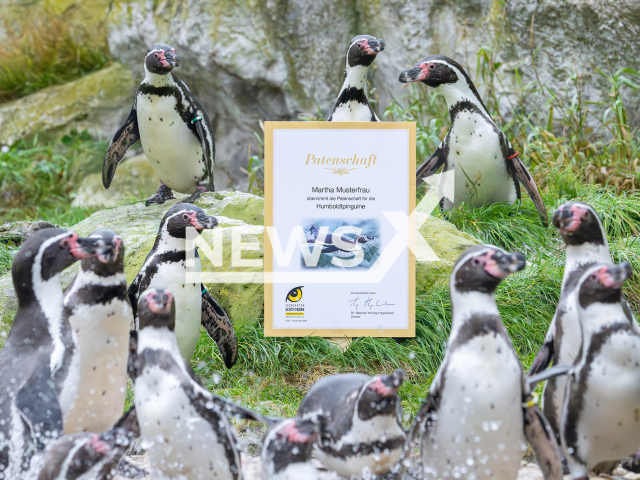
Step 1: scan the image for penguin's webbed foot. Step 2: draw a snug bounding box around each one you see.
[145,183,175,206]
[180,185,207,205]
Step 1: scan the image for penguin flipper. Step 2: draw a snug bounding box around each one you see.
[405,394,439,455]
[526,365,572,391]
[16,367,63,452]
[127,273,142,320]
[523,402,563,480]
[103,107,139,189]
[201,289,238,368]
[510,154,549,226]
[127,330,140,381]
[528,331,555,377]
[416,142,446,187]
[321,245,339,254]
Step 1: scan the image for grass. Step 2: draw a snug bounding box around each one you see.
[0,8,111,102]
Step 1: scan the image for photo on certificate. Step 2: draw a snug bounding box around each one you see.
[264,122,416,337]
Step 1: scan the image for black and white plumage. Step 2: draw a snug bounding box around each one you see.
[61,229,132,435]
[37,407,140,480]
[102,42,215,206]
[297,369,406,478]
[131,288,268,480]
[560,262,640,480]
[328,35,385,122]
[306,225,375,259]
[399,55,548,225]
[128,203,237,364]
[0,229,114,479]
[528,202,614,441]
[261,417,328,480]
[407,246,562,480]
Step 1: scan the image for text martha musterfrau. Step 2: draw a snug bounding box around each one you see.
[307,186,375,210]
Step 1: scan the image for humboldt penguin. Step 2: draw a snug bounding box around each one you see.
[561,262,640,480]
[528,201,614,441]
[328,35,385,121]
[0,229,113,479]
[102,42,215,206]
[128,203,237,363]
[132,288,269,480]
[37,407,140,480]
[297,369,406,478]
[306,225,375,259]
[261,417,327,480]
[399,55,548,224]
[407,246,562,480]
[61,229,131,435]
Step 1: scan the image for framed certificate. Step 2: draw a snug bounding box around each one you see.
[264,122,416,337]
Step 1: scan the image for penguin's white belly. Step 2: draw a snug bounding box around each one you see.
[422,336,525,480]
[148,259,202,359]
[330,101,375,122]
[571,332,640,468]
[135,366,237,480]
[444,114,516,208]
[315,415,404,478]
[64,299,132,434]
[136,93,205,193]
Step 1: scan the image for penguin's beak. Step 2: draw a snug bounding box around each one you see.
[62,234,103,260]
[369,369,404,396]
[147,289,174,314]
[96,235,123,264]
[165,50,180,67]
[593,262,632,289]
[193,212,218,230]
[364,38,385,54]
[484,250,526,278]
[552,204,588,233]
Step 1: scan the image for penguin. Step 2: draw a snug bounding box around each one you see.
[37,407,140,480]
[296,369,406,478]
[102,42,215,206]
[128,203,238,364]
[131,287,270,480]
[398,55,548,225]
[560,262,640,480]
[406,245,562,480]
[306,225,375,259]
[261,417,328,480]
[61,229,132,435]
[527,201,617,442]
[328,35,385,122]
[0,229,113,479]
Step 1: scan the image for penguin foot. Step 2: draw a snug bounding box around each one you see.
[145,183,174,206]
[180,185,207,205]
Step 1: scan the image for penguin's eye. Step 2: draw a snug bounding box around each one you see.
[591,274,598,281]
[472,258,481,266]
[182,214,190,220]
[428,63,436,70]
[60,238,70,248]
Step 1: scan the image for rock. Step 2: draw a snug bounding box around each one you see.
[0,63,135,146]
[0,220,57,245]
[0,192,478,347]
[71,154,160,208]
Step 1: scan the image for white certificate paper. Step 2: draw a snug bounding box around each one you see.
[264,122,416,337]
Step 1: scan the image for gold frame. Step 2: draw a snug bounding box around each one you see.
[264,121,416,337]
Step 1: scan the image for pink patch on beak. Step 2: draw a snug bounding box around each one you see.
[63,234,92,259]
[413,62,431,81]
[155,50,170,67]
[562,205,589,232]
[279,421,316,443]
[147,294,173,314]
[478,250,507,279]
[368,378,398,396]
[594,266,623,288]
[187,212,204,230]
[87,434,110,455]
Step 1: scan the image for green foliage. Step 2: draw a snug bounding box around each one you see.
[0,131,104,224]
[0,9,111,101]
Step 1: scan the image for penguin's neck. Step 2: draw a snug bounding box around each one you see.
[438,80,491,121]
[449,289,499,339]
[564,242,611,284]
[153,230,187,255]
[138,326,181,356]
[67,264,127,293]
[142,67,175,88]
[340,65,370,95]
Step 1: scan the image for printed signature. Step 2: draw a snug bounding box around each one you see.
[347,296,396,310]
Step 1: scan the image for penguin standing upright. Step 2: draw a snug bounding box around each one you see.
[61,229,132,435]
[297,369,406,478]
[399,55,548,224]
[102,43,216,206]
[128,203,237,363]
[528,202,614,440]
[0,229,113,479]
[261,417,327,480]
[408,246,562,480]
[328,35,385,122]
[132,288,268,480]
[37,407,140,480]
[561,262,640,480]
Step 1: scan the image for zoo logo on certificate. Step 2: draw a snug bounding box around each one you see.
[264,122,416,337]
